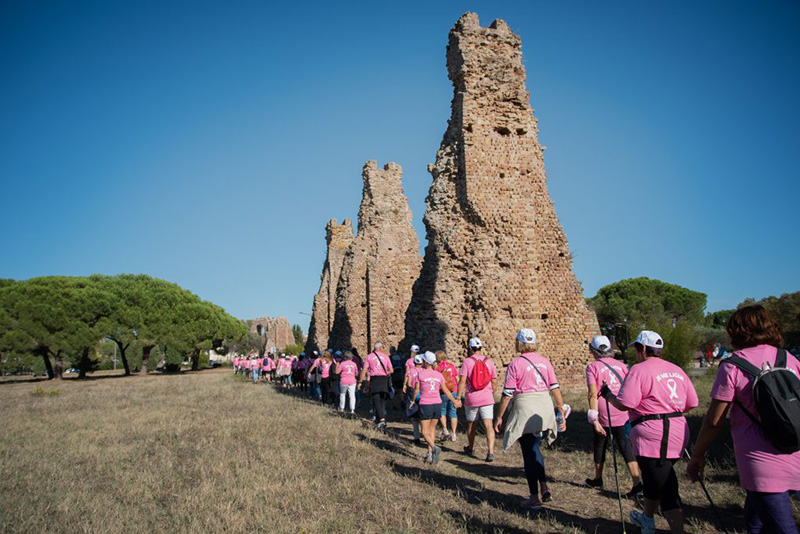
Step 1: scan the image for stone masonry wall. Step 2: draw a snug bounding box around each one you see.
[328,161,422,355]
[403,13,599,385]
[249,316,295,353]
[306,218,354,353]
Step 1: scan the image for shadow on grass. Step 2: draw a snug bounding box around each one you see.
[392,462,627,533]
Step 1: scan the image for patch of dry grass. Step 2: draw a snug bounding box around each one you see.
[1,369,796,533]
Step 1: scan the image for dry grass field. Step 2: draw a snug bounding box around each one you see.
[1,369,797,533]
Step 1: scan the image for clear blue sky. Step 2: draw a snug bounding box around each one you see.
[2,1,798,331]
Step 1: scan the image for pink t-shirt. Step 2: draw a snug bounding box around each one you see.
[280,358,291,372]
[503,353,559,394]
[711,344,800,492]
[417,368,445,405]
[586,357,629,427]
[617,358,698,459]
[460,354,497,407]
[406,367,420,388]
[233,357,239,367]
[319,360,332,379]
[338,360,359,386]
[365,352,392,377]
[405,357,416,371]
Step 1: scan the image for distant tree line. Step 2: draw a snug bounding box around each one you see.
[588,277,799,367]
[0,275,249,379]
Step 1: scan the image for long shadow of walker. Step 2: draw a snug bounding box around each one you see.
[390,462,624,533]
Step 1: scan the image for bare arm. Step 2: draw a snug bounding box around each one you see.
[687,399,731,482]
[441,382,462,408]
[457,375,467,399]
[494,395,512,433]
[588,383,599,411]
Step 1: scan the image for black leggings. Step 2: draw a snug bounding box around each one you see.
[320,378,331,404]
[519,433,547,496]
[370,376,389,421]
[637,457,682,512]
[593,425,635,464]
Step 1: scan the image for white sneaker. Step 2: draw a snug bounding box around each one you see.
[439,430,450,441]
[629,510,655,534]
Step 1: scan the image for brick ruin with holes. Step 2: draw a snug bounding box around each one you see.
[402,13,599,384]
[249,316,295,353]
[306,218,354,354]
[325,161,422,355]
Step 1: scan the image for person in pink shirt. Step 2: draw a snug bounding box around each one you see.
[358,342,394,428]
[688,306,800,534]
[495,328,566,510]
[233,356,240,375]
[436,350,460,442]
[457,337,498,461]
[405,344,420,374]
[409,351,462,464]
[404,353,424,445]
[335,351,359,414]
[584,335,642,495]
[602,330,698,534]
[308,351,334,405]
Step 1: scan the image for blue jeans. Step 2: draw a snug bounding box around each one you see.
[519,433,546,496]
[251,369,259,382]
[440,394,457,418]
[744,490,799,534]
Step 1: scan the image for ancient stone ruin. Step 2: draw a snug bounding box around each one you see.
[403,13,599,384]
[327,161,422,354]
[306,218,354,353]
[249,316,295,353]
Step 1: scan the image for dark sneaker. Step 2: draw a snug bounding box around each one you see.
[413,438,422,446]
[585,477,604,489]
[626,482,644,499]
[485,453,494,463]
[463,446,476,457]
[520,496,543,511]
[541,488,552,503]
[431,446,442,465]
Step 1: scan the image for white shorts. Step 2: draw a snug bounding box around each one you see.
[466,404,494,422]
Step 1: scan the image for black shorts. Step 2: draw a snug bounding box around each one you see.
[593,425,635,464]
[419,403,442,420]
[637,456,682,512]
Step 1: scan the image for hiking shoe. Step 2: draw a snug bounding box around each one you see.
[463,446,476,457]
[585,477,604,489]
[423,453,433,464]
[626,482,644,499]
[540,488,552,503]
[449,433,457,442]
[413,438,422,446]
[431,446,442,465]
[376,420,387,429]
[485,453,494,463]
[630,510,656,534]
[439,430,450,441]
[520,496,543,511]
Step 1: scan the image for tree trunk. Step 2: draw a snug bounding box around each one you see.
[54,353,64,379]
[41,351,55,380]
[191,349,200,371]
[116,340,131,376]
[140,345,152,375]
[78,348,88,379]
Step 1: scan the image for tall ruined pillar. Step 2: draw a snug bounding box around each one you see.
[306,219,354,353]
[329,161,422,355]
[404,13,599,384]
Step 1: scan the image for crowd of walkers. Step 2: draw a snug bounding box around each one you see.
[232,305,799,534]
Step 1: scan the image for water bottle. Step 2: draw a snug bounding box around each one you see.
[556,411,564,426]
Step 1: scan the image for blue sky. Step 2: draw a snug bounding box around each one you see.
[1,1,798,331]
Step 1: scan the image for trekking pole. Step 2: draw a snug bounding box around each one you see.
[683,449,728,532]
[604,382,627,534]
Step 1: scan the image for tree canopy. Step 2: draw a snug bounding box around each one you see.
[0,275,247,378]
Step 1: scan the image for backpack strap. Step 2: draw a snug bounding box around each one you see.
[520,354,549,387]
[721,355,763,427]
[776,348,788,368]
[599,360,624,385]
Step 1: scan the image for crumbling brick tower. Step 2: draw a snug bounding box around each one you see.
[329,161,422,355]
[306,219,354,353]
[404,13,599,384]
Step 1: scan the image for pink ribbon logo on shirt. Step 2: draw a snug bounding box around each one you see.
[666,378,679,400]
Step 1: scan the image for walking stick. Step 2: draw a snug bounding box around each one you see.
[683,449,728,532]
[604,382,627,534]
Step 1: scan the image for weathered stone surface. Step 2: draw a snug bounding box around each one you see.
[249,316,294,353]
[306,218,354,353]
[403,13,599,384]
[328,161,422,354]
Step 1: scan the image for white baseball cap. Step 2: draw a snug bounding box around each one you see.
[468,337,482,349]
[516,328,536,344]
[422,351,437,364]
[590,335,612,353]
[410,344,420,353]
[633,330,664,349]
[413,354,423,365]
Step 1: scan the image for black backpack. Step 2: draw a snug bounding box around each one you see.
[724,348,800,454]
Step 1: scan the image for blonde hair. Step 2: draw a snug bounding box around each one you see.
[515,340,537,353]
[435,350,447,363]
